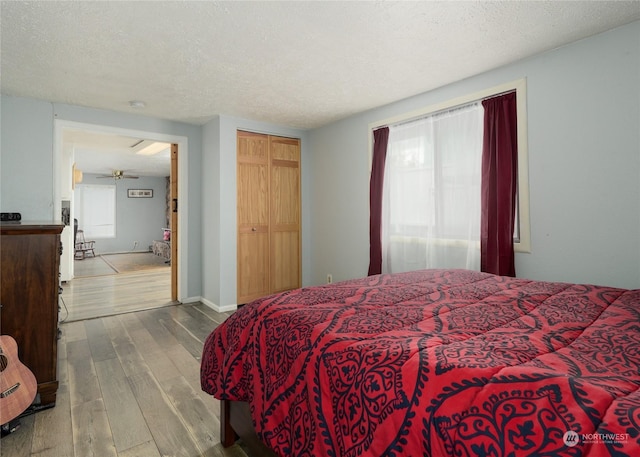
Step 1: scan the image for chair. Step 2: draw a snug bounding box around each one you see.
[74,230,96,260]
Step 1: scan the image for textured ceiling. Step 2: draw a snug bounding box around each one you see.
[3,1,639,130]
[2,1,639,176]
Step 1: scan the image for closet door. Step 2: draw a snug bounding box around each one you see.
[270,136,301,293]
[237,131,270,304]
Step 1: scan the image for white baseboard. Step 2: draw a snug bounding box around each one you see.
[180,296,202,305]
[199,297,238,313]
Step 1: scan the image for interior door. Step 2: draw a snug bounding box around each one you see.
[237,131,270,304]
[270,136,301,293]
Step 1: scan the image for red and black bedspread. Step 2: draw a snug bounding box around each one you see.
[200,269,640,456]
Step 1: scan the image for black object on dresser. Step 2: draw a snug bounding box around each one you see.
[0,213,21,222]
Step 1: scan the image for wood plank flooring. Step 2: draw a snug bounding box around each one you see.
[0,303,249,457]
[60,268,173,322]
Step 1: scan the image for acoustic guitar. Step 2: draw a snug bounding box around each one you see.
[0,335,37,425]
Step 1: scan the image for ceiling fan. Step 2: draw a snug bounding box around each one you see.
[97,170,139,180]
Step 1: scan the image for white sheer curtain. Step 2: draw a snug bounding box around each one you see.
[76,184,116,238]
[381,102,483,273]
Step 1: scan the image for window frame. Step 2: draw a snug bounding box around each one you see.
[369,78,531,253]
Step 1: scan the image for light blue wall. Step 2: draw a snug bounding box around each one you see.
[1,96,55,217]
[201,116,222,308]
[2,21,638,304]
[308,21,640,289]
[0,95,310,308]
[77,173,168,254]
[0,97,203,299]
[200,115,309,308]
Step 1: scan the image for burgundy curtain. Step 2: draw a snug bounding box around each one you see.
[481,92,518,277]
[368,127,389,276]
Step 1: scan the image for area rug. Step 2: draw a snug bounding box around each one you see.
[100,252,170,273]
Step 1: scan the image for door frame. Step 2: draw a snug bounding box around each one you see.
[53,119,189,302]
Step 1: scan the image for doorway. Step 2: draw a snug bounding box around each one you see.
[55,120,187,320]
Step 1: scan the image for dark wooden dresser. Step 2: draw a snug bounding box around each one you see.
[0,221,64,410]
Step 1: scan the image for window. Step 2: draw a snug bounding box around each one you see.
[370,79,530,274]
[383,103,483,272]
[75,184,116,238]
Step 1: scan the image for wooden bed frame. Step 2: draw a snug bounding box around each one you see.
[221,399,278,456]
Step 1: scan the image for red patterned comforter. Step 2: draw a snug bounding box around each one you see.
[201,269,640,456]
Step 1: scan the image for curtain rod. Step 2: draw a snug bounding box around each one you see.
[483,89,517,101]
[376,89,516,131]
[390,100,479,128]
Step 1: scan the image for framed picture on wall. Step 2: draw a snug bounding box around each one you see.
[128,189,153,198]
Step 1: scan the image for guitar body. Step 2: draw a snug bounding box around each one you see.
[0,335,37,424]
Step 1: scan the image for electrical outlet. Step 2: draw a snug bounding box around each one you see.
[327,274,333,284]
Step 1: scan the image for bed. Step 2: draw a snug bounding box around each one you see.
[200,269,640,456]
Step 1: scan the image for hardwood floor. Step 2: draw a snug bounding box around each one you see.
[61,256,174,322]
[0,303,249,457]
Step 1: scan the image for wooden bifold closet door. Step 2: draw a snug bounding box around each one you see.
[237,131,301,304]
